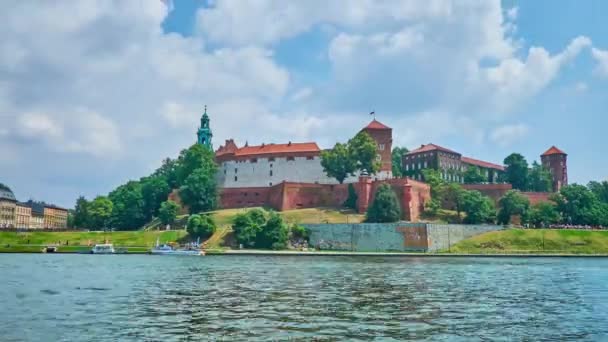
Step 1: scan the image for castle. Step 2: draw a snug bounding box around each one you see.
[196,108,567,221]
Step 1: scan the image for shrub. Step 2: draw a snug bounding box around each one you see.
[232,208,267,247]
[344,183,358,209]
[232,209,290,249]
[366,184,401,223]
[186,214,216,239]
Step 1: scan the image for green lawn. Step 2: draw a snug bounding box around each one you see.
[448,229,608,254]
[0,230,187,248]
[206,207,364,226]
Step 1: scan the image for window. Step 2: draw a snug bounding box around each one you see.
[269,157,275,162]
[378,143,385,151]
[306,156,314,160]
[251,158,258,163]
[223,169,226,175]
[269,170,273,176]
[270,163,273,168]
[234,176,238,182]
[424,161,427,168]
[235,168,238,174]
[287,156,295,161]
[405,164,409,171]
[269,182,273,186]
[418,163,422,169]
[376,155,382,162]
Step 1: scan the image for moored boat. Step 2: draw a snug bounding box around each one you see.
[150,238,205,256]
[91,244,115,254]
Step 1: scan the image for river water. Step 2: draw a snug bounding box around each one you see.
[2,255,608,341]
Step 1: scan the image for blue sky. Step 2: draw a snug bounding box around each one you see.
[1,0,607,208]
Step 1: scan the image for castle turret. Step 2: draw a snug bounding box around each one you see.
[541,146,567,192]
[197,105,213,149]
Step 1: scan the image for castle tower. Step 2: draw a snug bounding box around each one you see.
[361,118,393,177]
[541,146,567,192]
[197,105,213,149]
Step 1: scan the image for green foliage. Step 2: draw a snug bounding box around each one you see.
[158,200,179,226]
[503,153,529,190]
[497,190,530,225]
[141,175,171,221]
[444,183,465,221]
[349,132,381,175]
[320,143,355,184]
[391,146,408,177]
[186,214,217,239]
[344,183,358,209]
[461,190,496,224]
[87,196,113,229]
[108,181,146,230]
[425,199,441,216]
[232,208,268,247]
[552,184,599,225]
[256,212,289,250]
[176,144,215,185]
[232,209,289,249]
[529,201,561,227]
[421,169,445,198]
[588,181,608,204]
[179,168,218,214]
[463,166,486,184]
[73,196,90,228]
[153,158,180,189]
[366,184,401,223]
[527,161,553,192]
[290,224,309,241]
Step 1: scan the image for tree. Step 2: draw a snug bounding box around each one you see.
[158,200,179,226]
[108,181,146,230]
[421,169,446,199]
[444,183,466,221]
[497,190,530,225]
[529,201,561,227]
[588,181,608,204]
[391,147,408,177]
[503,153,529,190]
[153,157,180,189]
[176,144,215,185]
[186,214,216,239]
[463,166,486,184]
[256,212,289,250]
[141,175,171,221]
[179,167,218,214]
[552,184,598,225]
[87,196,113,230]
[344,183,358,209]
[366,184,401,223]
[527,161,552,192]
[232,208,268,247]
[349,131,381,175]
[461,190,496,224]
[321,143,355,184]
[73,196,90,228]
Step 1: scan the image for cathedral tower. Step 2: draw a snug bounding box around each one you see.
[197,105,213,149]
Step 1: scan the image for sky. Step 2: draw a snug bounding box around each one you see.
[1,0,607,208]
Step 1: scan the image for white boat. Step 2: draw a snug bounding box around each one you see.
[91,244,115,254]
[150,238,205,256]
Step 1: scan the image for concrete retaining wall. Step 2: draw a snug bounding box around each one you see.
[304,223,504,252]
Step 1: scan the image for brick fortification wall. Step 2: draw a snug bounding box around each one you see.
[219,177,430,222]
[462,184,512,204]
[304,223,504,252]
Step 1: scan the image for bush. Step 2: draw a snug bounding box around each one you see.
[232,209,290,249]
[366,184,401,223]
[158,200,179,226]
[232,208,267,247]
[290,224,309,241]
[257,212,289,250]
[186,214,216,239]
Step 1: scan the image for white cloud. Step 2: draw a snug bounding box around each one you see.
[490,124,529,147]
[290,88,313,102]
[506,7,518,21]
[17,113,63,139]
[591,47,608,77]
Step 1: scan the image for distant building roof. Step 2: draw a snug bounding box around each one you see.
[461,156,505,171]
[363,119,391,130]
[25,200,45,215]
[542,146,567,156]
[406,143,461,155]
[0,183,16,202]
[44,203,68,211]
[217,141,320,159]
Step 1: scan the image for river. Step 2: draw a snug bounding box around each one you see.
[1,254,608,341]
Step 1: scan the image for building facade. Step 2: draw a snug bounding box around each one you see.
[15,203,31,229]
[0,185,17,229]
[402,144,505,183]
[43,205,68,229]
[541,146,568,192]
[29,201,45,230]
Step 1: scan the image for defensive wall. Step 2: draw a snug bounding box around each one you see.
[303,222,504,252]
[461,184,552,206]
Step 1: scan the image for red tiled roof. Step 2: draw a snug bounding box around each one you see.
[461,156,505,171]
[230,142,320,157]
[542,146,566,156]
[406,143,460,155]
[364,119,391,130]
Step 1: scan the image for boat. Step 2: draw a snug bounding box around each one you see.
[91,244,115,254]
[149,238,205,256]
[42,246,58,253]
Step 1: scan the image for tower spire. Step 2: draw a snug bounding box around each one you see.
[197,105,213,149]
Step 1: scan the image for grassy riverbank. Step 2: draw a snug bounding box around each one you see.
[448,229,608,254]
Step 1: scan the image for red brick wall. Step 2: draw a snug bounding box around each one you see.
[362,128,392,172]
[521,192,552,205]
[219,187,273,209]
[462,183,512,204]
